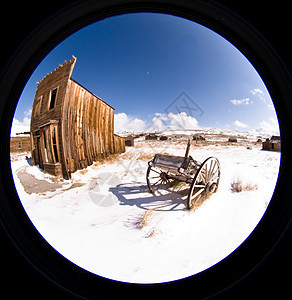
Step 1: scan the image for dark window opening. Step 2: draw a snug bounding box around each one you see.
[49,88,58,109]
[52,128,59,162]
[18,141,21,149]
[43,131,48,162]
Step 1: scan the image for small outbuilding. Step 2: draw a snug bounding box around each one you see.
[145,134,158,140]
[193,135,205,141]
[10,133,31,153]
[159,136,168,141]
[262,136,281,151]
[228,138,238,143]
[125,136,135,147]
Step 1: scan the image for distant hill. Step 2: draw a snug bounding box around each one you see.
[116,128,271,142]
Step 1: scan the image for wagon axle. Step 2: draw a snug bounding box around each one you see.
[205,182,217,193]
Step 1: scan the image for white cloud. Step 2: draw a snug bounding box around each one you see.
[233,120,248,129]
[149,113,169,131]
[11,117,31,137]
[114,113,146,133]
[230,98,252,106]
[168,112,199,129]
[11,110,199,136]
[24,109,32,118]
[256,118,280,135]
[250,88,266,103]
[147,112,200,132]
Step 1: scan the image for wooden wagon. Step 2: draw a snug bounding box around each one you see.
[146,140,220,210]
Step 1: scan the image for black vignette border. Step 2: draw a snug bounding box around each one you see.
[0,0,292,299]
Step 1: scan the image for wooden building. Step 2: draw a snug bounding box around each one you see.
[228,138,238,143]
[159,135,168,141]
[10,134,31,153]
[125,136,135,147]
[30,56,125,179]
[192,135,205,142]
[262,136,281,151]
[145,134,158,140]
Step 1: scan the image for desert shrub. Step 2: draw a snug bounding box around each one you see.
[134,209,155,229]
[231,178,258,193]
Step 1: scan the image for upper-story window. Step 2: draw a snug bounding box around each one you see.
[34,95,42,117]
[49,88,58,110]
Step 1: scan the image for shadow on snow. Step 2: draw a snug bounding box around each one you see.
[109,182,187,211]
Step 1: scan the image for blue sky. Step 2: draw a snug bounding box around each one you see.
[12,12,279,135]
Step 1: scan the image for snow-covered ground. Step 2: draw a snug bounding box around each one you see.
[11,140,280,284]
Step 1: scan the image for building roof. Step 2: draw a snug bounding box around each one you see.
[271,135,281,141]
[37,56,76,85]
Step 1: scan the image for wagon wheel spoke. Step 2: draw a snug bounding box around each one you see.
[146,166,173,194]
[206,161,219,183]
[151,168,162,175]
[193,184,205,188]
[203,164,208,183]
[152,177,163,186]
[149,175,161,179]
[210,161,217,178]
[207,160,213,182]
[209,160,216,181]
[209,176,220,184]
[166,178,173,187]
[210,168,219,181]
[190,187,205,200]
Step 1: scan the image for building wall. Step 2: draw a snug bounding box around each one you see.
[114,134,126,153]
[262,141,281,151]
[10,136,31,153]
[64,79,117,173]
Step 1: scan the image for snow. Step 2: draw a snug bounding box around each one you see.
[11,139,280,284]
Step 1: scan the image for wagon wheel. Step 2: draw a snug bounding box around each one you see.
[146,165,176,194]
[187,157,220,210]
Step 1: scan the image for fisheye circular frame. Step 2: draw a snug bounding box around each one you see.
[0,0,291,299]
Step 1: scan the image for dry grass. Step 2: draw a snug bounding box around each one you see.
[145,227,161,238]
[92,154,122,168]
[78,169,88,175]
[189,191,213,212]
[137,151,171,161]
[230,178,258,193]
[168,180,189,197]
[134,209,155,229]
[131,209,161,238]
[136,152,156,161]
[121,151,170,162]
[62,181,85,191]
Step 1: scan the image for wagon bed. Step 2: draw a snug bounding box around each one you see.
[151,154,191,172]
